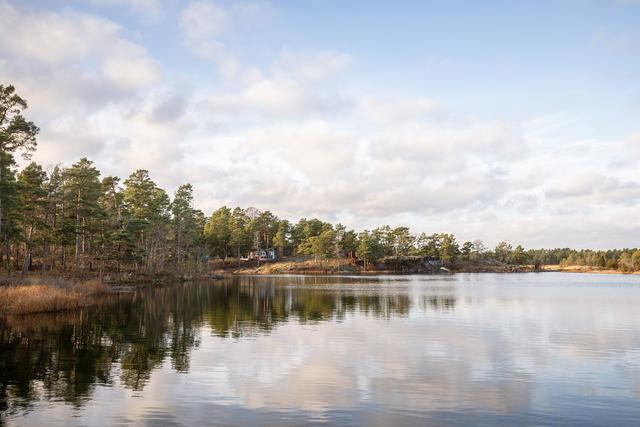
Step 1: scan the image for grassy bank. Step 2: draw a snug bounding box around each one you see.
[542,265,640,275]
[0,277,108,315]
[228,259,361,275]
[226,258,640,276]
[225,258,537,275]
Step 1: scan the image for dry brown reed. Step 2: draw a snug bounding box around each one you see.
[0,278,108,315]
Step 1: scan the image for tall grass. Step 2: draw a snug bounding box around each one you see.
[0,279,107,315]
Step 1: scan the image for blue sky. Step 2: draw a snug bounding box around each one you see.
[1,0,639,248]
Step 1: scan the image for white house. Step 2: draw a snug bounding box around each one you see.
[249,248,277,261]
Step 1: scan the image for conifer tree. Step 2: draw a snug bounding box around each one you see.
[17,162,47,273]
[0,85,39,257]
[62,158,102,271]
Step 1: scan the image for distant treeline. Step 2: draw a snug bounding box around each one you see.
[1,83,639,275]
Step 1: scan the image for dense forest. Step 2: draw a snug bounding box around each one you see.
[1,84,639,275]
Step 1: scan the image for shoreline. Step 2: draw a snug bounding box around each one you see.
[540,265,640,275]
[222,261,640,277]
[227,269,640,276]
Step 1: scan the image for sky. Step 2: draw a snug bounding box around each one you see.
[1,0,639,249]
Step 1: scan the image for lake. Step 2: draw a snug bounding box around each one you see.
[1,273,640,426]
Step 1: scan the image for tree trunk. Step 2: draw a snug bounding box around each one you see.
[0,157,3,260]
[75,191,81,272]
[22,226,34,275]
[82,216,86,255]
[4,241,9,272]
[42,240,48,274]
[22,247,31,275]
[177,222,183,271]
[13,243,20,271]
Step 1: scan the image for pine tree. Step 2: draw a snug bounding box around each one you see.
[0,152,20,271]
[123,170,170,272]
[272,220,291,257]
[171,184,205,271]
[62,158,102,271]
[17,162,47,273]
[204,206,232,259]
[0,85,39,259]
[229,208,251,259]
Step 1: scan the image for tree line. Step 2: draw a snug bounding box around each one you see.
[0,155,206,275]
[1,84,639,275]
[1,85,205,275]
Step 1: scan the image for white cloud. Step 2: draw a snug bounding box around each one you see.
[628,132,640,158]
[230,0,277,25]
[356,96,441,125]
[178,0,276,81]
[0,2,161,110]
[274,50,352,81]
[546,174,640,205]
[206,78,349,118]
[367,120,524,179]
[0,2,163,173]
[179,0,229,42]
[90,0,166,22]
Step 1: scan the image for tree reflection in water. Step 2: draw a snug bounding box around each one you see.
[0,276,456,416]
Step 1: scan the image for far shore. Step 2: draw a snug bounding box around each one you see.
[226,268,640,276]
[218,259,640,277]
[541,265,640,275]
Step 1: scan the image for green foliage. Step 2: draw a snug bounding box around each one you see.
[204,207,281,259]
[0,84,39,157]
[618,252,634,273]
[494,241,513,264]
[228,208,251,256]
[0,152,20,256]
[1,84,39,270]
[391,227,414,256]
[248,210,279,251]
[356,231,384,265]
[555,248,640,272]
[292,218,333,255]
[124,170,169,223]
[511,245,527,265]
[17,163,47,271]
[339,228,358,257]
[170,184,205,269]
[461,241,473,261]
[272,220,292,256]
[305,229,336,260]
[439,234,459,264]
[205,206,232,258]
[62,158,102,270]
[414,233,441,258]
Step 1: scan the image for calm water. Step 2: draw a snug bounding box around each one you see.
[1,273,640,426]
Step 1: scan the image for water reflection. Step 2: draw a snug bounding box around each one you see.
[1,273,640,426]
[0,276,424,414]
